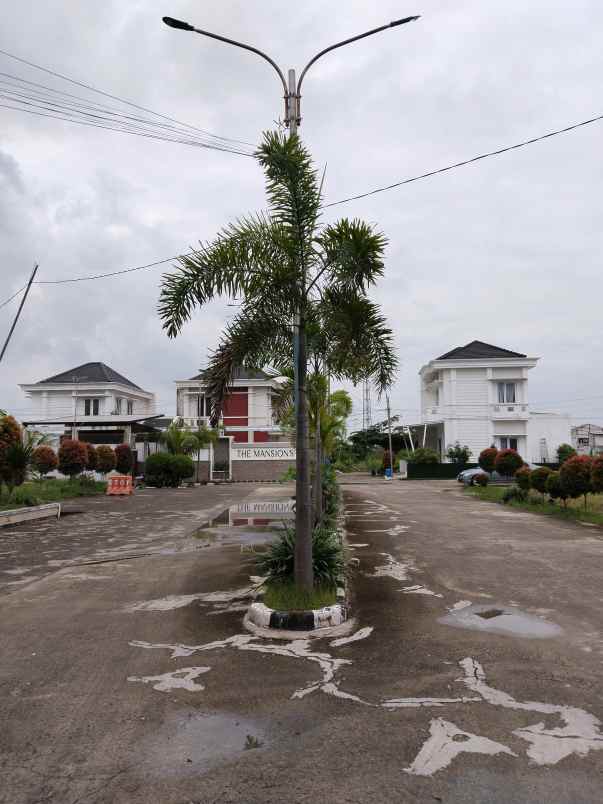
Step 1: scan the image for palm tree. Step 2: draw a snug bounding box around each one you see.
[159,131,397,590]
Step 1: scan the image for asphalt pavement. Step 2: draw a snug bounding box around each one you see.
[1,477,602,803]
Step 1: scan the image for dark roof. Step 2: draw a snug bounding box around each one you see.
[437,341,527,361]
[189,366,270,382]
[37,362,143,390]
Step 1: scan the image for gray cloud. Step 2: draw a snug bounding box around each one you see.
[1,0,603,430]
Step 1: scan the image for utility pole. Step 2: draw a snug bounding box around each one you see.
[0,264,39,364]
[161,14,419,587]
[386,394,394,478]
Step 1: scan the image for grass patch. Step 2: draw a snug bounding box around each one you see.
[263,581,338,611]
[0,477,107,510]
[465,485,603,527]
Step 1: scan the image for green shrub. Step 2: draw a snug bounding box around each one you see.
[171,453,194,483]
[279,466,296,482]
[257,525,344,587]
[556,443,577,465]
[446,442,472,464]
[144,452,193,487]
[545,470,568,507]
[494,449,524,477]
[530,466,552,496]
[409,447,440,464]
[502,486,528,504]
[474,472,489,487]
[10,486,41,507]
[515,466,531,491]
[321,465,340,525]
[478,447,498,473]
[559,455,592,508]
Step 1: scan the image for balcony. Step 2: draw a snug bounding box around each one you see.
[180,417,211,429]
[490,404,529,420]
[423,406,442,422]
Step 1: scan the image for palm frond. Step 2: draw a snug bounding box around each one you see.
[315,219,387,295]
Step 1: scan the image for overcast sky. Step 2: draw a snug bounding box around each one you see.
[1,0,602,432]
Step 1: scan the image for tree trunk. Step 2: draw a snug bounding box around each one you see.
[295,320,313,591]
[313,411,323,526]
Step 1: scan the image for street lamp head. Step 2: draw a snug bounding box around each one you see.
[390,15,421,27]
[162,16,194,31]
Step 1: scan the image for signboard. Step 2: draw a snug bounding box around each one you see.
[232,446,296,461]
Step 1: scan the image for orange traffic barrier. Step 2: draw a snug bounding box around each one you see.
[106,474,133,495]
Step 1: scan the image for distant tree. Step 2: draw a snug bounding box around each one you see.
[96,445,116,475]
[115,443,133,474]
[446,442,472,464]
[32,445,58,478]
[556,443,577,465]
[58,439,88,478]
[559,455,592,509]
[590,455,603,494]
[478,447,498,473]
[409,447,440,464]
[83,443,97,471]
[494,449,523,477]
[515,466,531,491]
[530,466,552,498]
[545,470,568,507]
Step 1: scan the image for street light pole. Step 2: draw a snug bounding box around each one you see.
[162,14,419,584]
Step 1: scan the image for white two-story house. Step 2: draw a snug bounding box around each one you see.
[19,362,161,459]
[417,341,571,463]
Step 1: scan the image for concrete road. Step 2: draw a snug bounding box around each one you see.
[1,478,603,803]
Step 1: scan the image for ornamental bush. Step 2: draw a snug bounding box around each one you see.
[590,456,603,494]
[494,449,524,477]
[83,443,97,471]
[559,455,592,508]
[446,442,472,464]
[58,439,88,478]
[530,466,552,497]
[502,486,528,504]
[96,445,116,475]
[115,443,133,474]
[474,472,489,487]
[556,443,577,465]
[515,466,531,491]
[478,447,498,473]
[0,414,22,488]
[144,451,192,487]
[32,445,58,477]
[545,470,569,507]
[256,524,344,587]
[171,453,194,484]
[410,447,440,464]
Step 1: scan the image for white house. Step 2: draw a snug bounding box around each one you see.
[416,341,571,463]
[174,366,295,481]
[19,362,162,460]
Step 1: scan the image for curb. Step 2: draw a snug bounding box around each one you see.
[247,599,348,631]
[0,502,61,528]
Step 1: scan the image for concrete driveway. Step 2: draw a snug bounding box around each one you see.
[1,478,603,803]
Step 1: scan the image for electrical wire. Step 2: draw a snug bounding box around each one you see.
[0,285,27,310]
[0,47,253,148]
[34,254,192,285]
[324,112,603,207]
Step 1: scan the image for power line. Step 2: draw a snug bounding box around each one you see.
[0,47,253,148]
[0,285,27,310]
[35,254,191,285]
[324,112,603,207]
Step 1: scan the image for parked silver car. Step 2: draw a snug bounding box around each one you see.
[457,463,538,485]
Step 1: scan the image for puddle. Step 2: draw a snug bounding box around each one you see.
[138,710,265,777]
[439,604,562,639]
[192,500,294,544]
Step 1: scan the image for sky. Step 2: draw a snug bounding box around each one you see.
[1,0,603,433]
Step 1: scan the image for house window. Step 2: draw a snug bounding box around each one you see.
[499,437,518,451]
[196,395,206,418]
[127,400,134,415]
[115,398,122,414]
[84,399,99,416]
[497,382,516,404]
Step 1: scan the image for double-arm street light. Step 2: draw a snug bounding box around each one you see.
[162,13,419,583]
[162,14,419,136]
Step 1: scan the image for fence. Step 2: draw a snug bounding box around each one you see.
[406,462,477,480]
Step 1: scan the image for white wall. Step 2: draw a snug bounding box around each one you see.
[527,413,572,463]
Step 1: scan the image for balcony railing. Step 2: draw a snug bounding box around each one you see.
[490,403,529,419]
